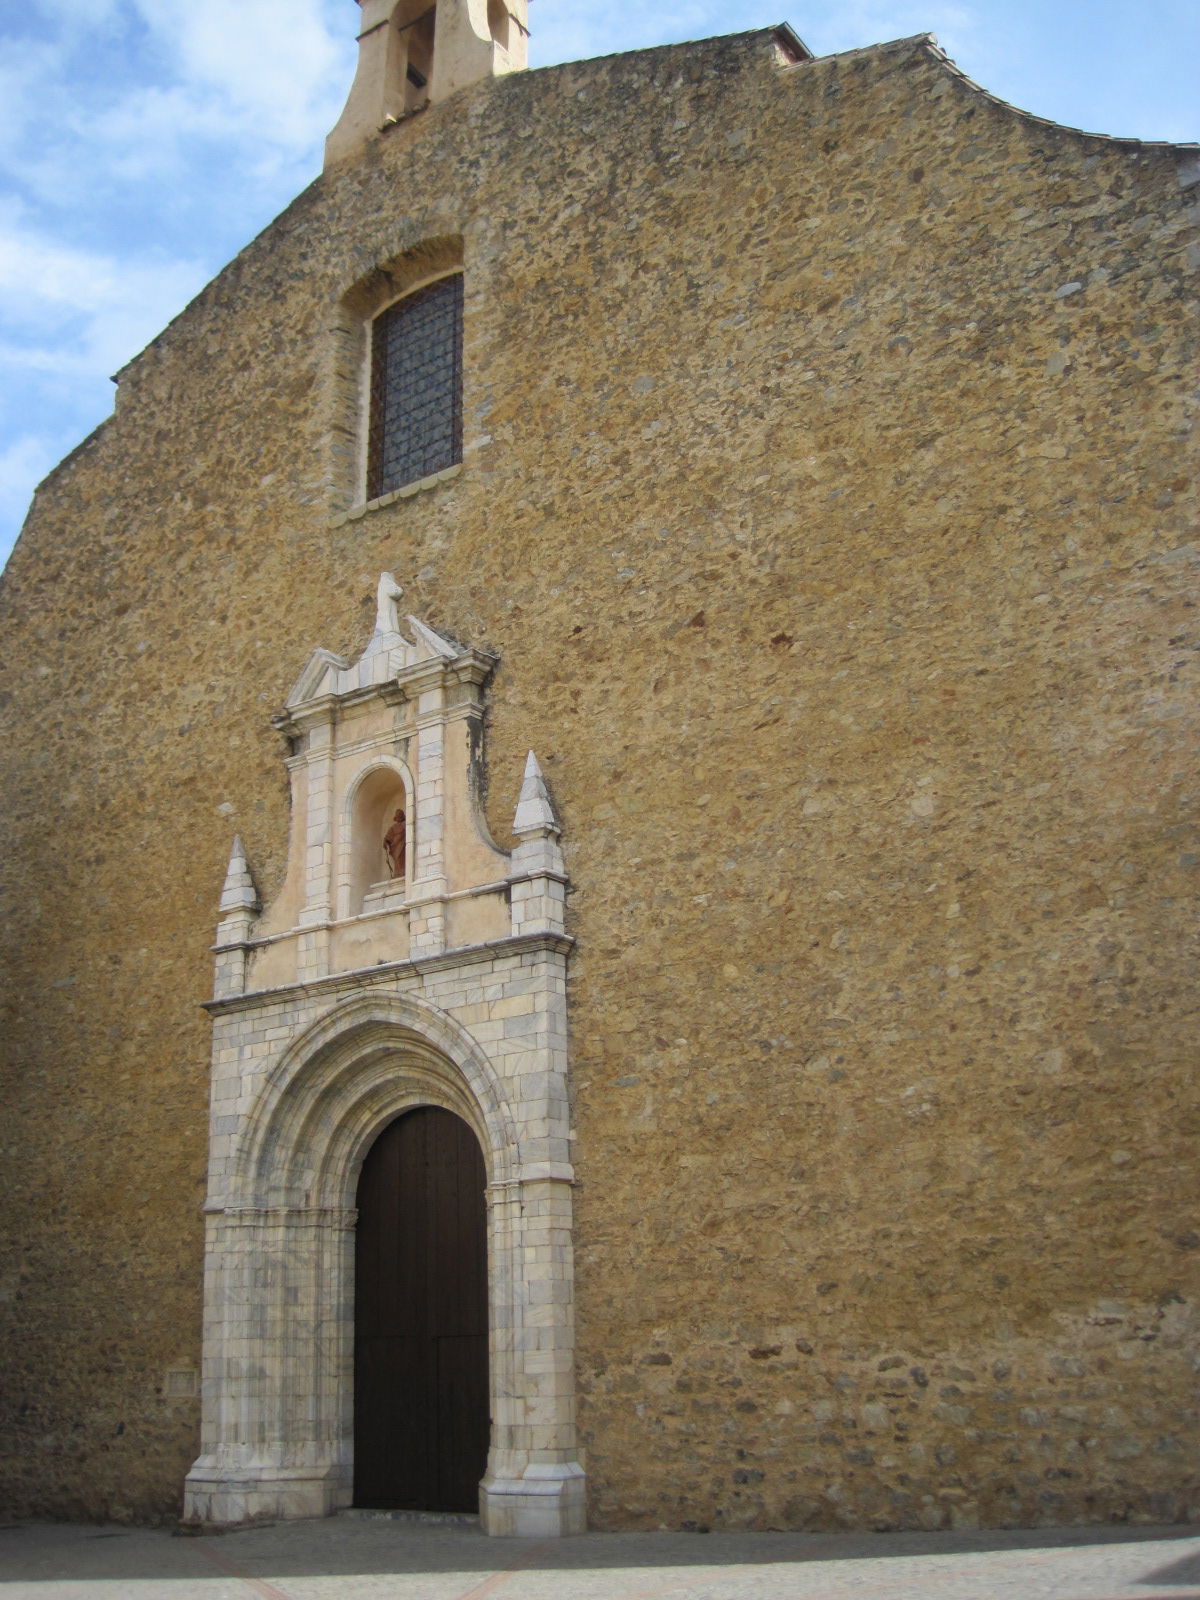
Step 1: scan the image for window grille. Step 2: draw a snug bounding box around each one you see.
[367,274,463,499]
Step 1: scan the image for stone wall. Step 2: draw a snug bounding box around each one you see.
[0,28,1197,1527]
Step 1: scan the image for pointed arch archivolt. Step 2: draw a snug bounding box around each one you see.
[234,988,519,1211]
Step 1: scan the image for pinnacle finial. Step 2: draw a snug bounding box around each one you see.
[512,750,560,836]
[219,835,260,916]
[374,572,404,637]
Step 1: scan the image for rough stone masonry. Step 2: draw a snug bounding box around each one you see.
[0,21,1197,1532]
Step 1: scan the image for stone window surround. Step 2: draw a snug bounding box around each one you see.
[366,270,463,500]
[329,460,461,528]
[325,238,468,517]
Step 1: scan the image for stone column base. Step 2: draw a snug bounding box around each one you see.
[480,1463,587,1537]
[182,1461,349,1527]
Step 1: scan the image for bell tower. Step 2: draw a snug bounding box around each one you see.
[325,0,529,167]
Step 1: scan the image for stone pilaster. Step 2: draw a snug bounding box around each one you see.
[480,1171,585,1536]
[183,1204,357,1527]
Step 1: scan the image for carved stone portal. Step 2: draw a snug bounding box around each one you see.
[183,580,583,1537]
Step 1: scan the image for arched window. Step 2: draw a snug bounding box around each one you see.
[367,273,463,500]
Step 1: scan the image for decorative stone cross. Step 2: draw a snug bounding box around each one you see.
[375,572,404,637]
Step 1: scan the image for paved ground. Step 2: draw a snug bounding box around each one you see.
[2,1516,1199,1600]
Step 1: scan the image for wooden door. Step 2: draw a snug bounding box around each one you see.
[353,1106,489,1511]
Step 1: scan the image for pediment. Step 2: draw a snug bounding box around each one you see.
[285,648,350,709]
[282,576,467,713]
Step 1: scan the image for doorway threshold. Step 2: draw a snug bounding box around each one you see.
[340,1508,482,1529]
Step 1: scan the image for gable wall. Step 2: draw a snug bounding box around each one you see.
[0,29,1197,1527]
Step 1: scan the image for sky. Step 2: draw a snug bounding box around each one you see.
[0,0,1196,570]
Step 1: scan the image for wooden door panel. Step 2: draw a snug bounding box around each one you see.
[354,1107,488,1511]
[354,1335,432,1509]
[436,1334,491,1510]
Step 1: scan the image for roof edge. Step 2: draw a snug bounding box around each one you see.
[801,31,1198,154]
[772,22,813,64]
[925,34,1198,151]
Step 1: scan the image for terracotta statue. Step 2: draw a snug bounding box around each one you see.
[383,807,407,879]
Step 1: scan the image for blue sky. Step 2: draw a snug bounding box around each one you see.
[1,0,1196,570]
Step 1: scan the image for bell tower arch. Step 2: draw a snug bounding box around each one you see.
[325,0,530,167]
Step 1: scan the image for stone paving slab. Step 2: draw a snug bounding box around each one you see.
[1,1519,1199,1600]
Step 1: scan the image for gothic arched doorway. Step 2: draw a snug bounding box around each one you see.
[353,1105,489,1511]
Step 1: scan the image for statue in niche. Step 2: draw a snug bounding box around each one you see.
[383,807,407,880]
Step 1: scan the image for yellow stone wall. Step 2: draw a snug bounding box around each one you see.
[1,29,1197,1527]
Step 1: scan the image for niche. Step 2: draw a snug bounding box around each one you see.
[349,766,411,916]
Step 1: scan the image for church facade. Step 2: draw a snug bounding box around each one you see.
[1,2,1198,1535]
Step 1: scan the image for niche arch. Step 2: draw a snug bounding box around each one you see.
[340,758,414,918]
[487,0,510,50]
[395,0,437,111]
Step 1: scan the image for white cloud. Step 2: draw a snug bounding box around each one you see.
[0,434,54,493]
[78,83,290,185]
[0,38,61,161]
[129,0,353,152]
[0,204,208,372]
[0,434,57,556]
[530,2,742,65]
[4,0,354,204]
